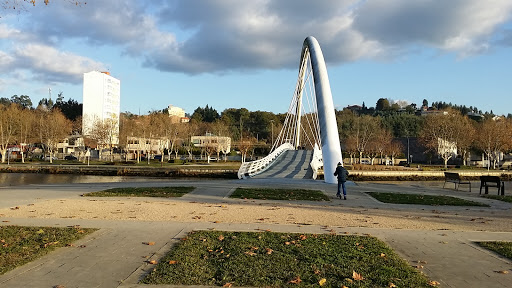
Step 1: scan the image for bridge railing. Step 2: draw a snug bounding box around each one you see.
[237,143,294,179]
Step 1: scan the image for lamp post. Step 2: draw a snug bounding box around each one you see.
[270,120,274,147]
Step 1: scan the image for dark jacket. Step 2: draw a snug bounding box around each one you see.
[334,165,349,182]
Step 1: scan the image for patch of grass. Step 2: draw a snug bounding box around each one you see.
[476,241,512,260]
[230,187,329,201]
[83,186,195,198]
[367,192,489,207]
[482,195,512,203]
[0,226,96,275]
[142,231,433,287]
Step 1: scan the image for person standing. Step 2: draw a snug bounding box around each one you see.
[333,162,349,200]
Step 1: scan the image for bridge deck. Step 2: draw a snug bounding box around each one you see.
[252,150,314,179]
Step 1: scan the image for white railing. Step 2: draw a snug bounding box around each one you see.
[310,143,323,179]
[237,143,294,179]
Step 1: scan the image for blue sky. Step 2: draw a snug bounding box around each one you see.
[1,0,511,116]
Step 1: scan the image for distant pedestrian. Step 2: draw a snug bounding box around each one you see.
[333,162,349,200]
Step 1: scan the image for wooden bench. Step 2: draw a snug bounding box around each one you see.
[479,176,505,195]
[443,172,471,192]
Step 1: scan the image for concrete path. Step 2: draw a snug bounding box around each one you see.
[0,178,511,288]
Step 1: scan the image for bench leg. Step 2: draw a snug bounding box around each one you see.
[485,186,489,194]
[500,183,505,196]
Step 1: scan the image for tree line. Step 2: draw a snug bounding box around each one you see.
[2,94,512,168]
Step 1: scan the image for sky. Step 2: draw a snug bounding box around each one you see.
[1,0,512,116]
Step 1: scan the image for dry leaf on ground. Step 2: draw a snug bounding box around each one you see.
[319,278,327,286]
[288,276,302,284]
[352,271,364,281]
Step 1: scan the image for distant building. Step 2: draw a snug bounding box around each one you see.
[168,105,185,118]
[191,134,231,156]
[168,105,188,123]
[82,71,121,144]
[420,110,448,117]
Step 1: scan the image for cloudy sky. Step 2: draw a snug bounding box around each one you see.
[1,0,511,115]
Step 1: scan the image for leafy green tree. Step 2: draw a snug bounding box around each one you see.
[381,114,423,138]
[54,95,82,122]
[191,105,219,123]
[10,95,32,109]
[375,98,390,111]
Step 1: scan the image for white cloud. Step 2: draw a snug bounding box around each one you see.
[353,0,512,56]
[2,0,512,79]
[13,44,106,83]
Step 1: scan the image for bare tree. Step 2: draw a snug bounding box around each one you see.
[387,140,404,166]
[374,129,393,164]
[89,114,118,162]
[40,109,72,163]
[419,110,462,168]
[0,104,21,163]
[474,118,512,169]
[353,115,380,163]
[238,137,256,163]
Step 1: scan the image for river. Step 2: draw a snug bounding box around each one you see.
[0,173,171,187]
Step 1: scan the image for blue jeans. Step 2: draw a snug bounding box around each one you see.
[337,181,347,196]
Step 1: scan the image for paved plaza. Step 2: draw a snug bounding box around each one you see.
[0,178,511,288]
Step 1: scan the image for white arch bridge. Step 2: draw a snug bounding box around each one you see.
[238,36,342,184]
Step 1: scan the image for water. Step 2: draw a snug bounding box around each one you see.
[0,173,170,187]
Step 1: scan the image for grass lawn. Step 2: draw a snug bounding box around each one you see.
[476,241,512,260]
[230,187,330,201]
[0,226,96,275]
[142,231,434,287]
[367,192,489,207]
[481,195,512,203]
[82,186,195,198]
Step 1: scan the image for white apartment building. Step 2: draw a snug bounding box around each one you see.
[82,71,121,144]
[168,105,185,117]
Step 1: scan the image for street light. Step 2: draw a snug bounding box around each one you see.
[270,120,274,147]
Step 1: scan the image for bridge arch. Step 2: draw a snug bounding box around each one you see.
[237,36,343,184]
[300,36,342,184]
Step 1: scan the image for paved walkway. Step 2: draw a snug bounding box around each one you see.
[0,179,511,288]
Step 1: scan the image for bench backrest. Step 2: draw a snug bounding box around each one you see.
[480,175,500,183]
[444,172,460,179]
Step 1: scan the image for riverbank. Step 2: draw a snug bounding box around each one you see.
[0,163,239,179]
[1,163,512,181]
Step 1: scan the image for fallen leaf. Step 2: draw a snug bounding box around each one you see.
[352,271,364,281]
[244,251,257,256]
[265,248,273,254]
[495,270,509,274]
[429,280,440,286]
[299,234,307,240]
[218,235,225,241]
[319,278,327,286]
[169,260,178,264]
[344,278,353,283]
[285,241,291,245]
[380,253,386,257]
[148,260,157,264]
[36,229,45,234]
[143,242,155,246]
[222,283,232,288]
[288,276,302,284]
[388,282,397,288]
[54,285,65,288]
